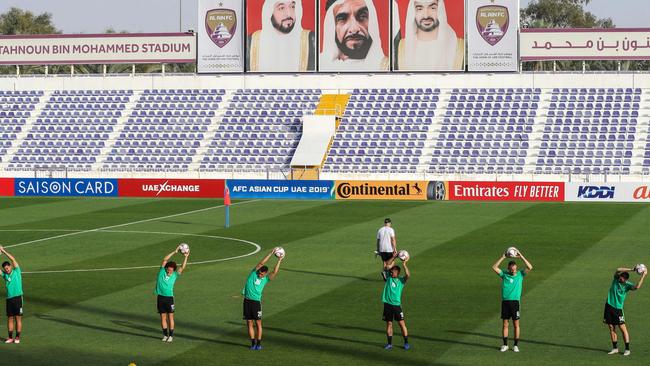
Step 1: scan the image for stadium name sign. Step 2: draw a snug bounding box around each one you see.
[0,33,196,65]
[521,28,650,61]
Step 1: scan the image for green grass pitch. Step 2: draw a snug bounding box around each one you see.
[0,197,649,365]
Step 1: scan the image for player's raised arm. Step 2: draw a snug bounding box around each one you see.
[617,267,633,273]
[384,252,398,270]
[255,249,276,271]
[161,247,178,267]
[633,270,647,290]
[0,246,19,268]
[518,252,533,273]
[391,232,397,255]
[177,249,190,275]
[268,256,283,281]
[492,254,505,275]
[403,258,410,281]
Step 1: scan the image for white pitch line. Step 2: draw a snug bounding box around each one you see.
[4,199,259,249]
[0,229,262,274]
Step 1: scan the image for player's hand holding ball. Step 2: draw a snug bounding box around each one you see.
[178,243,190,255]
[273,247,285,259]
[634,264,647,275]
[398,250,410,262]
[505,247,519,258]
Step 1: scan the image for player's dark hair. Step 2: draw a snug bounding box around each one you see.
[508,261,517,267]
[1,261,9,268]
[259,265,269,274]
[165,261,177,271]
[384,218,391,224]
[391,265,401,273]
[620,272,630,280]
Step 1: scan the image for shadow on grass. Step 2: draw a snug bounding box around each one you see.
[312,322,497,350]
[282,268,377,282]
[35,313,159,340]
[112,320,246,348]
[447,330,604,353]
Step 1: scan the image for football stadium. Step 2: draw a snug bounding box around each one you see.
[1,0,650,365]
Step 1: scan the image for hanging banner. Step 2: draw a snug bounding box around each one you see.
[521,28,650,61]
[197,0,244,73]
[319,0,390,72]
[0,33,196,65]
[246,0,317,72]
[392,0,465,72]
[466,0,518,71]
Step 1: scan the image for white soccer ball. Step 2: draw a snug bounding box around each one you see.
[505,247,519,258]
[178,243,190,254]
[635,264,647,275]
[398,250,410,261]
[274,247,285,258]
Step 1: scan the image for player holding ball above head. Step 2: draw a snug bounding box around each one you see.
[156,244,189,343]
[377,218,397,280]
[382,251,410,350]
[0,246,23,344]
[603,264,647,356]
[242,247,284,350]
[491,247,533,353]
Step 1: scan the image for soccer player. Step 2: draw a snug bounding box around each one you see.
[382,253,410,350]
[603,266,646,356]
[0,246,23,344]
[242,248,284,350]
[156,245,189,343]
[377,218,397,280]
[492,251,533,353]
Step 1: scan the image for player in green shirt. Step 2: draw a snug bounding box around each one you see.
[381,253,410,350]
[156,245,189,343]
[0,246,23,344]
[603,266,646,356]
[492,250,533,353]
[242,248,284,350]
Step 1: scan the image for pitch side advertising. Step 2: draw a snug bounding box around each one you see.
[565,182,650,202]
[335,181,429,200]
[118,179,225,198]
[14,178,118,197]
[448,181,564,201]
[0,178,14,196]
[226,179,334,199]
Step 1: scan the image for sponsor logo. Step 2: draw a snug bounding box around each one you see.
[426,181,447,200]
[477,5,509,46]
[141,180,201,196]
[335,181,427,200]
[449,182,563,201]
[227,180,334,200]
[15,178,117,197]
[577,186,615,199]
[633,186,650,200]
[205,8,237,48]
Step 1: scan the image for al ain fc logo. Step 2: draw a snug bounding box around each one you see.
[476,4,509,46]
[205,4,236,48]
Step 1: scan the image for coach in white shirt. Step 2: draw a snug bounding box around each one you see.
[377,218,397,280]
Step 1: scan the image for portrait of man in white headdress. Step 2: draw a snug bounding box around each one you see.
[247,0,316,72]
[320,0,389,72]
[393,0,464,71]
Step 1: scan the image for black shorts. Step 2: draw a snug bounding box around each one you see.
[603,303,625,325]
[243,298,262,320]
[157,295,175,314]
[501,300,520,320]
[6,296,23,317]
[382,303,405,322]
[379,252,394,262]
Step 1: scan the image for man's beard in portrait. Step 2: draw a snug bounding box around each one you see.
[335,34,373,60]
[416,17,440,32]
[271,15,296,34]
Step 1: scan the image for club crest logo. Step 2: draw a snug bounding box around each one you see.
[205,8,236,48]
[476,5,509,46]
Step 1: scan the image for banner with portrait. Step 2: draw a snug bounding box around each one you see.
[392,0,465,71]
[318,0,390,72]
[467,0,518,72]
[246,0,317,72]
[197,0,244,73]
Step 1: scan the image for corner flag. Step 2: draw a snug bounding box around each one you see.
[224,186,231,228]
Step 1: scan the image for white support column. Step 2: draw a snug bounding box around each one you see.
[70,65,74,76]
[103,65,107,75]
[131,64,136,76]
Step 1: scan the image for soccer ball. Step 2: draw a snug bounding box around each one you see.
[178,243,190,254]
[274,247,285,258]
[635,264,647,274]
[505,247,519,258]
[398,250,410,261]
